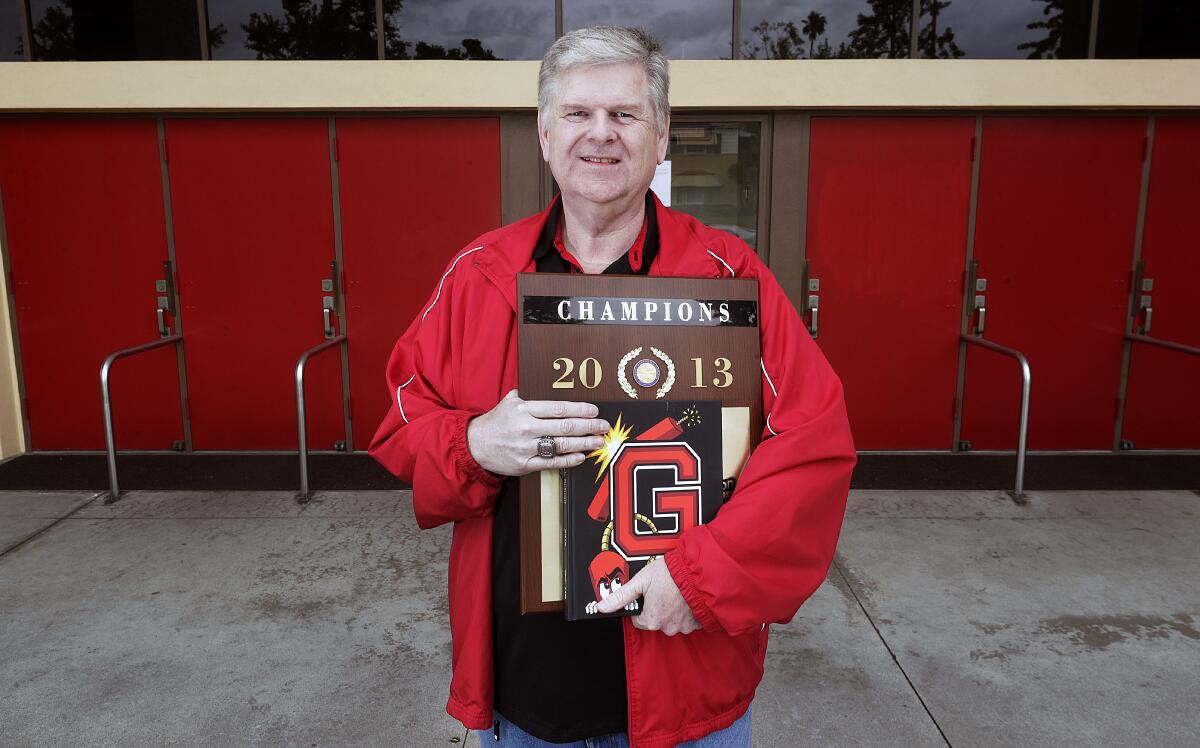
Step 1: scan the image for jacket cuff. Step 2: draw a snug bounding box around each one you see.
[664,549,721,633]
[451,412,503,488]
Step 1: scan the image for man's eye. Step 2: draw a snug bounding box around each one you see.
[566,111,586,119]
[614,112,634,120]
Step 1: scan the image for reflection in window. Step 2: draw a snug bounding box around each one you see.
[2,0,23,60]
[667,122,761,250]
[740,0,912,58]
[918,0,1090,58]
[384,0,552,60]
[26,0,202,60]
[564,0,732,59]
[207,0,378,60]
[1096,0,1200,59]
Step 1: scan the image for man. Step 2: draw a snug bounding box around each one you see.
[370,26,855,748]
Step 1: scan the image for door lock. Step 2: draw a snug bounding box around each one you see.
[807,294,819,338]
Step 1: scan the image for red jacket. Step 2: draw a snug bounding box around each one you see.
[370,196,855,748]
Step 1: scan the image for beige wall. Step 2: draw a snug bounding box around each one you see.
[0,59,1197,456]
[1,60,1199,112]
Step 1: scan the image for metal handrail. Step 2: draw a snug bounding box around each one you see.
[1126,333,1200,358]
[296,335,347,502]
[960,334,1032,503]
[102,335,184,502]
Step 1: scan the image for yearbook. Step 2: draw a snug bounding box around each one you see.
[563,399,724,621]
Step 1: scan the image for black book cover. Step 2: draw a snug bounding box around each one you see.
[563,400,723,621]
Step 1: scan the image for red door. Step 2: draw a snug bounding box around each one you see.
[806,117,974,450]
[1121,117,1200,448]
[0,119,183,450]
[166,118,343,450]
[963,117,1144,450]
[336,117,501,451]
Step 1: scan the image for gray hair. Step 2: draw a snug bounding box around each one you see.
[538,26,670,133]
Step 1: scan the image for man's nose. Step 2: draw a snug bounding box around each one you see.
[586,112,615,142]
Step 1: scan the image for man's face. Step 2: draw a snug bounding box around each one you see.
[539,62,669,208]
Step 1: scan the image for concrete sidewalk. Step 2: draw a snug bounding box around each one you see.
[0,489,1196,747]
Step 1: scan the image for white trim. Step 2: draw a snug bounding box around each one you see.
[760,358,779,437]
[706,249,735,277]
[397,373,416,424]
[421,246,484,324]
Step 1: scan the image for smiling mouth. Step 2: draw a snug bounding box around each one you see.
[581,156,620,164]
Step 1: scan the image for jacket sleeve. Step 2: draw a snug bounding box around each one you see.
[664,262,856,636]
[368,258,503,530]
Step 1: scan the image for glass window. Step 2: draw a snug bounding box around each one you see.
[206,0,377,60]
[564,0,732,60]
[27,0,202,60]
[918,0,1091,59]
[384,0,553,60]
[741,0,912,59]
[665,121,761,250]
[1096,0,1200,58]
[2,0,24,60]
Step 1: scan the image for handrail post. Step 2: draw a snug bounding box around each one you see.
[960,334,1032,504]
[296,335,347,503]
[100,335,184,503]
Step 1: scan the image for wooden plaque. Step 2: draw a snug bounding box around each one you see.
[517,273,762,614]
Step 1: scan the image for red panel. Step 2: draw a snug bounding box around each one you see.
[964,118,1144,450]
[0,119,182,450]
[336,118,501,451]
[166,119,342,450]
[806,117,974,450]
[1122,117,1200,448]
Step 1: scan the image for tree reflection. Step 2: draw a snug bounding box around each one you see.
[239,0,498,60]
[1018,0,1088,59]
[744,0,962,59]
[22,0,76,59]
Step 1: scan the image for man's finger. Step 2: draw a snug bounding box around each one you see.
[597,573,644,614]
[551,435,605,455]
[527,453,586,472]
[523,400,600,420]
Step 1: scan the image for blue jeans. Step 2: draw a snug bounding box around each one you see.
[476,705,752,747]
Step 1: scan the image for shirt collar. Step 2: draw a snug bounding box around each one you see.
[533,191,660,276]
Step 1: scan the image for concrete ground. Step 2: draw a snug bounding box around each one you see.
[0,489,1196,747]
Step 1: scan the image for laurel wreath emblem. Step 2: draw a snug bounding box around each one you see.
[619,346,675,399]
[617,347,642,399]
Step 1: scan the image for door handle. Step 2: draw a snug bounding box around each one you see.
[323,295,336,338]
[974,294,986,337]
[807,294,819,338]
[1141,304,1153,335]
[156,295,172,337]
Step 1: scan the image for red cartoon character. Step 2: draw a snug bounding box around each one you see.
[585,550,638,615]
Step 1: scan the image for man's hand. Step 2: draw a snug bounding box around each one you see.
[596,558,701,636]
[467,390,610,477]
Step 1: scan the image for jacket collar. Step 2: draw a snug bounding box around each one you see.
[475,192,726,312]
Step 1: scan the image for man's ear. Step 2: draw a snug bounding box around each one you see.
[656,112,671,164]
[537,112,551,162]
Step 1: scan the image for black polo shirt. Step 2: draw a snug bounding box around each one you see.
[491,193,660,742]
